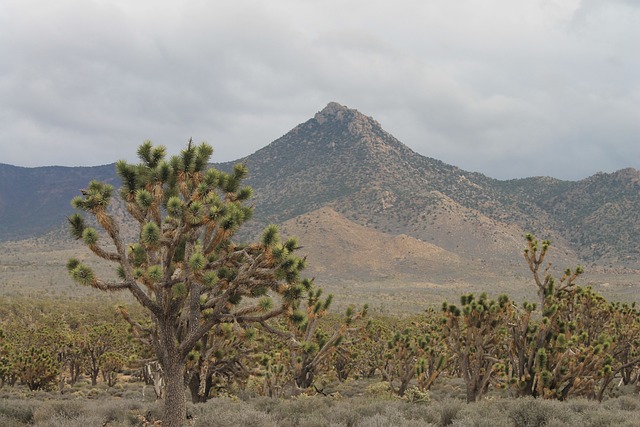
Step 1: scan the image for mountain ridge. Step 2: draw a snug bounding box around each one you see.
[1,103,639,278]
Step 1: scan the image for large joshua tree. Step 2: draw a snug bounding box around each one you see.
[67,140,309,427]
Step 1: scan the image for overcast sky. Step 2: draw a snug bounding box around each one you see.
[1,0,638,180]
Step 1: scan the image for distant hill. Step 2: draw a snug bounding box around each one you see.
[280,206,464,281]
[1,102,639,282]
[0,164,116,241]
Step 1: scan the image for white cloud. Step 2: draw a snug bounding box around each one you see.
[0,0,637,179]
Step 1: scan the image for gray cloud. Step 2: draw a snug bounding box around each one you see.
[0,0,638,180]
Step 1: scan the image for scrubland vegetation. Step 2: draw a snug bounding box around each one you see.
[2,271,640,427]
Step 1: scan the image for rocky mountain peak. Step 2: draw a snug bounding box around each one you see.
[313,102,383,134]
[314,102,353,124]
[304,102,403,158]
[613,167,640,183]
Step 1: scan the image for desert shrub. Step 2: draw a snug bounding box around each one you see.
[537,420,567,427]
[565,398,595,414]
[358,412,436,427]
[0,414,24,427]
[439,398,464,426]
[603,394,640,412]
[189,398,276,427]
[285,414,329,427]
[90,399,142,425]
[32,400,86,424]
[507,397,562,427]
[343,397,401,420]
[192,409,276,427]
[430,377,467,401]
[578,409,638,427]
[449,416,512,427]
[33,413,110,427]
[143,402,164,423]
[395,400,441,425]
[403,386,430,403]
[249,396,281,414]
[267,395,334,424]
[364,381,394,398]
[7,385,640,427]
[450,400,511,427]
[0,399,36,424]
[334,378,376,398]
[328,397,393,425]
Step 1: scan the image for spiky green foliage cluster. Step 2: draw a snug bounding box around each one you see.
[71,181,114,212]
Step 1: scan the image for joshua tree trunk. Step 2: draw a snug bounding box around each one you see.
[157,320,188,427]
[294,363,315,389]
[163,359,187,427]
[188,372,213,403]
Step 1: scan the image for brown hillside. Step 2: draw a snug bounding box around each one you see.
[280,206,463,281]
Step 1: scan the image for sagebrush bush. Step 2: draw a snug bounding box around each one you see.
[32,400,86,424]
[0,399,36,424]
[449,415,512,427]
[358,412,436,427]
[604,394,640,412]
[33,414,107,427]
[192,408,277,427]
[450,400,512,427]
[439,398,464,426]
[364,381,394,398]
[0,414,25,427]
[92,399,140,424]
[397,400,441,425]
[580,409,638,427]
[507,398,552,427]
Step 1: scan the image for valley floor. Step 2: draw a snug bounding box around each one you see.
[3,240,640,314]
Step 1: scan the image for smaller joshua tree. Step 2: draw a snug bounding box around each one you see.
[506,233,640,400]
[522,233,583,309]
[379,317,446,397]
[442,292,510,403]
[508,234,588,399]
[261,282,367,391]
[67,140,311,427]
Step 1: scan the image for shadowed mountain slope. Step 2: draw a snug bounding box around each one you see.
[0,164,116,241]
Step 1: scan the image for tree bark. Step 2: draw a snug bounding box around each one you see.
[188,372,213,403]
[158,320,187,427]
[163,361,187,427]
[294,364,315,389]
